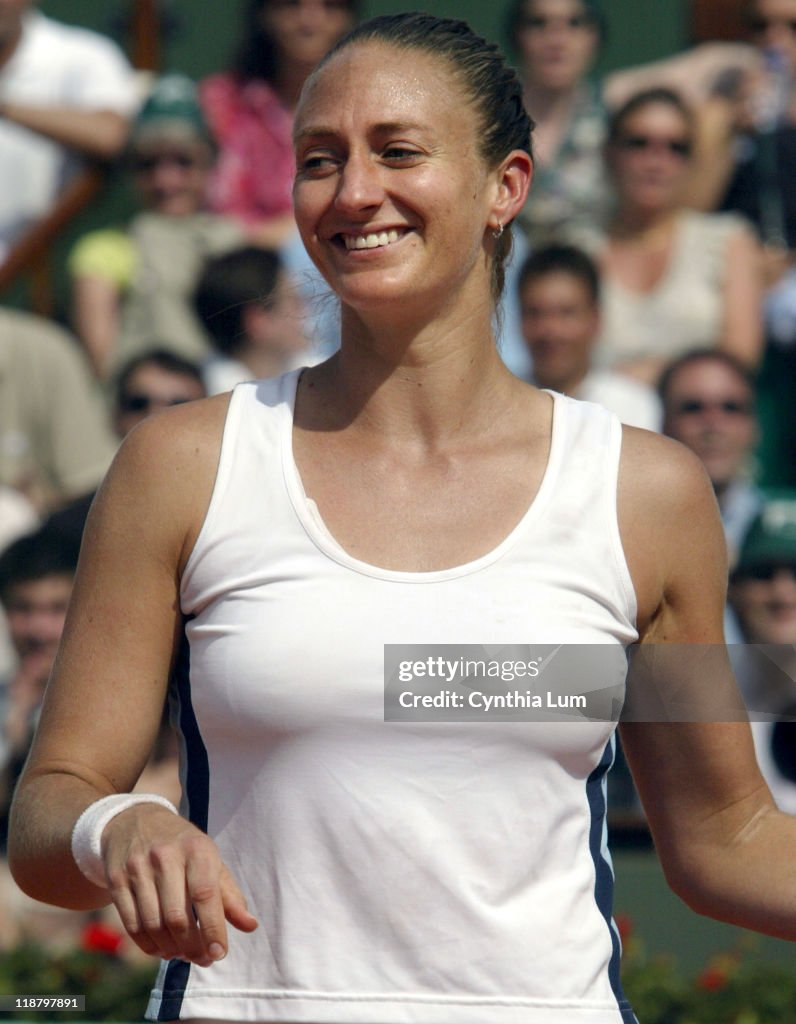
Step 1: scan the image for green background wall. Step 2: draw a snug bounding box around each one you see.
[41,0,688,78]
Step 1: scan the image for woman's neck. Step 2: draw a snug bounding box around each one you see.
[611,206,679,245]
[522,83,579,164]
[307,303,520,448]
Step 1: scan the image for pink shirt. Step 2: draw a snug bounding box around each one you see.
[200,73,295,228]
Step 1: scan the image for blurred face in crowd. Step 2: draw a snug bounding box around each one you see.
[747,0,796,75]
[261,0,355,71]
[608,100,694,214]
[662,357,758,495]
[115,363,206,438]
[247,271,308,358]
[4,574,73,686]
[731,563,796,644]
[520,270,598,391]
[0,0,32,54]
[514,0,599,92]
[131,136,214,217]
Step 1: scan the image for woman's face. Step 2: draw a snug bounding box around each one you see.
[515,0,599,92]
[292,43,511,317]
[261,0,354,71]
[131,137,213,216]
[747,0,796,77]
[608,102,693,214]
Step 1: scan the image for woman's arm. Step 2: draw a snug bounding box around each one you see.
[618,430,796,939]
[720,221,764,369]
[71,274,122,380]
[8,394,257,963]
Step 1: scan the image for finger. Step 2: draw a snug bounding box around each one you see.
[220,866,259,933]
[185,849,229,962]
[152,848,209,965]
[107,879,160,957]
[127,860,183,960]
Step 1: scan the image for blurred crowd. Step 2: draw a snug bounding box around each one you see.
[0,0,795,954]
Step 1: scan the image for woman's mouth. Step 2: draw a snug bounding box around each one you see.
[340,229,404,251]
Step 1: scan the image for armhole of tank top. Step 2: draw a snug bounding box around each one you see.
[605,415,639,632]
[179,384,247,603]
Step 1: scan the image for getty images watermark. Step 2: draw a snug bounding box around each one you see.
[383,644,796,722]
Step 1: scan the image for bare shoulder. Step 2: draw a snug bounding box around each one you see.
[618,426,727,637]
[87,392,232,572]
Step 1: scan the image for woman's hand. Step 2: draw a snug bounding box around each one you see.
[101,803,258,965]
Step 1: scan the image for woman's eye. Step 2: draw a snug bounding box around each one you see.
[383,147,420,162]
[300,154,337,173]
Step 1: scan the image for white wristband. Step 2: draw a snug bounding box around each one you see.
[71,793,178,888]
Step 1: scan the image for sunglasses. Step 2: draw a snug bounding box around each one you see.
[673,398,753,417]
[748,17,796,34]
[520,13,594,31]
[737,564,796,582]
[132,153,202,174]
[119,394,192,414]
[615,134,693,158]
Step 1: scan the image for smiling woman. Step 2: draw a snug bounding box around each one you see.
[8,12,796,1024]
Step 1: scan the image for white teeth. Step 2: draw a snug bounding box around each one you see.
[343,230,402,250]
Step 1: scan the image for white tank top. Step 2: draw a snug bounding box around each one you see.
[147,369,640,1024]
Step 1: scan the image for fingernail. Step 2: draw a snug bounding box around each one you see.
[209,943,226,960]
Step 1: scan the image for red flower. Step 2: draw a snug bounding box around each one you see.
[81,920,125,957]
[615,913,634,944]
[696,966,729,992]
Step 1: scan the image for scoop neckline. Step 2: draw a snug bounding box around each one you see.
[280,368,566,583]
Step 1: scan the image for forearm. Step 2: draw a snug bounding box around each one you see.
[0,103,129,159]
[665,798,796,940]
[8,769,115,911]
[72,275,122,379]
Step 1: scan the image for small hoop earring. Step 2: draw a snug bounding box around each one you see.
[492,223,504,240]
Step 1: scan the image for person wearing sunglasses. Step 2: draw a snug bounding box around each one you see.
[729,495,796,815]
[114,350,207,440]
[67,75,244,382]
[591,88,763,387]
[659,348,762,570]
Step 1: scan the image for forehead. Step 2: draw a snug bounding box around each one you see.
[751,0,796,16]
[7,574,73,603]
[296,41,473,134]
[126,363,201,392]
[619,101,690,133]
[522,270,593,303]
[668,359,751,396]
[523,0,591,16]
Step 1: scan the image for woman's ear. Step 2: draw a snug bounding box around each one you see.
[489,149,534,231]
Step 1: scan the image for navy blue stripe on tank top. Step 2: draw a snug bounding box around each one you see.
[586,735,639,1024]
[156,617,208,1022]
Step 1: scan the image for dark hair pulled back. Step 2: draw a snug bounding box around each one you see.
[312,12,535,301]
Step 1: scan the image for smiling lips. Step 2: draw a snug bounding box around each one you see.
[342,229,403,250]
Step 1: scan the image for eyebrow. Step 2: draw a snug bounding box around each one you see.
[294,121,429,144]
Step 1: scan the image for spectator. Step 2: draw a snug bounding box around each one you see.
[594,88,763,385]
[44,349,207,550]
[0,527,79,850]
[113,349,207,439]
[507,0,610,251]
[729,495,796,814]
[717,0,796,255]
[200,0,358,247]
[0,0,138,263]
[660,349,762,569]
[69,74,244,380]
[0,307,116,513]
[517,244,661,430]
[195,246,313,394]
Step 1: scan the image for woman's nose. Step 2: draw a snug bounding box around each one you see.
[334,152,384,213]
